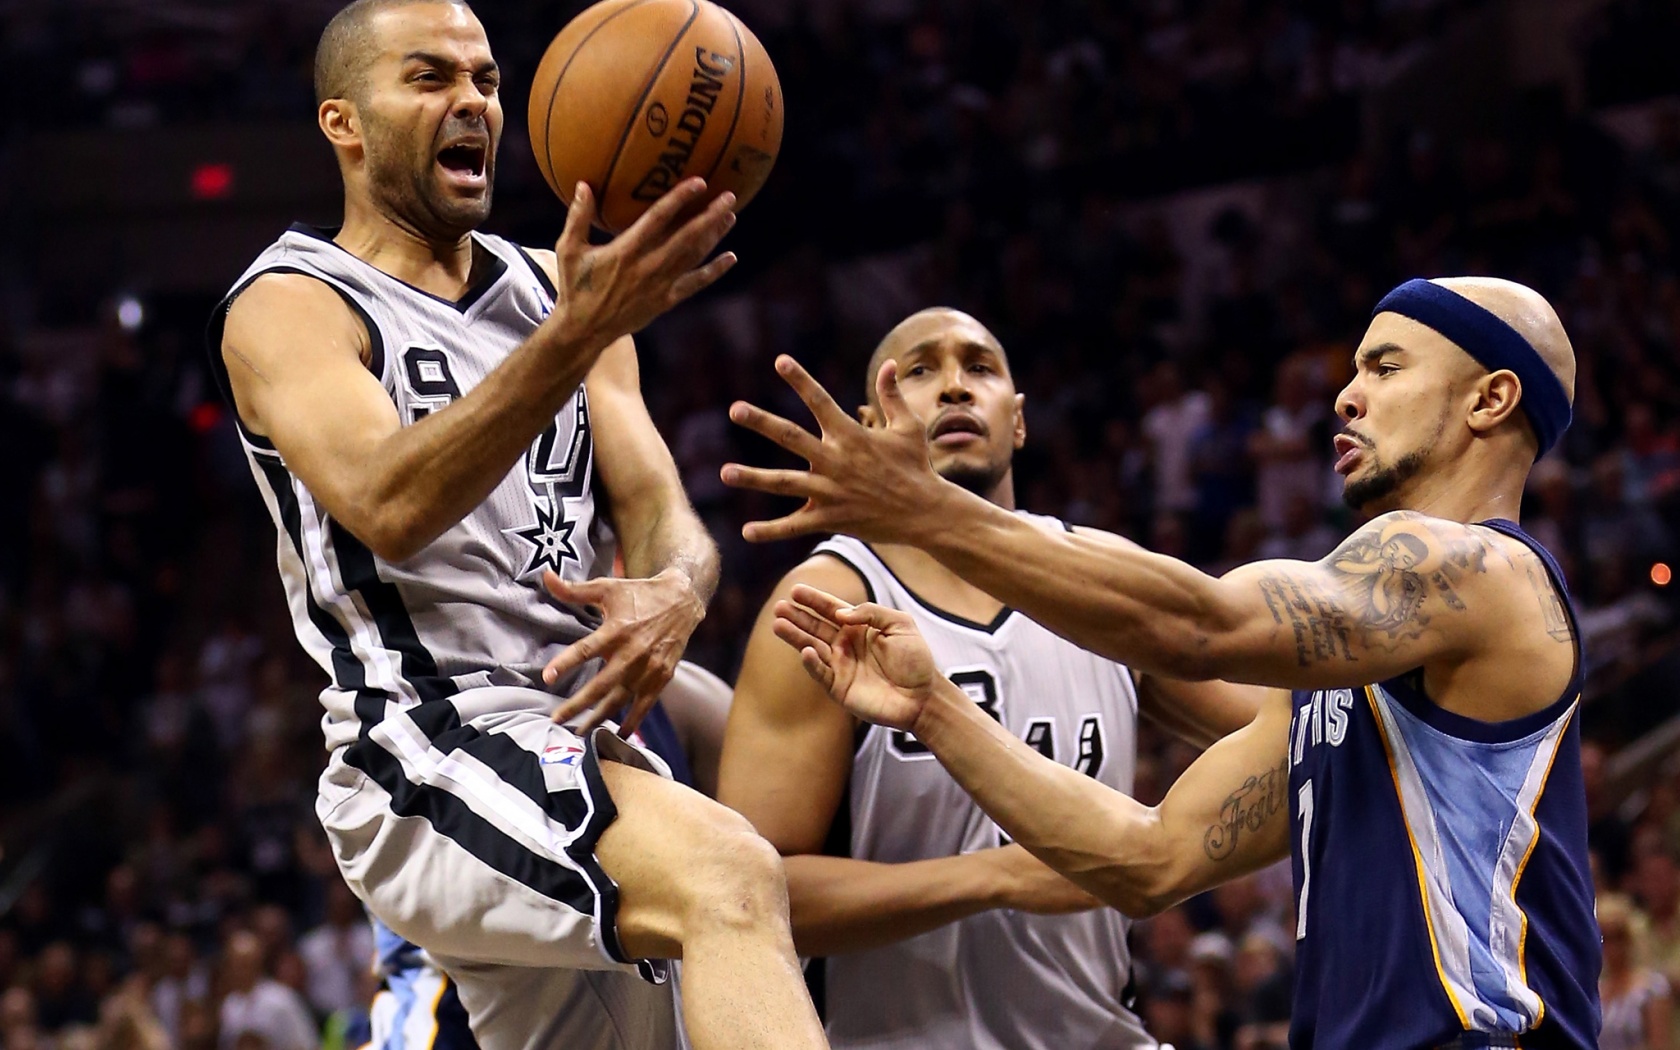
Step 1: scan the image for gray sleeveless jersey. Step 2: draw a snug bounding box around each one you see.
[209,225,614,751]
[814,521,1157,1050]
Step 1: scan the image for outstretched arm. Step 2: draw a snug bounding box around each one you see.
[721,559,1100,957]
[723,357,1510,691]
[774,587,1295,916]
[222,180,735,563]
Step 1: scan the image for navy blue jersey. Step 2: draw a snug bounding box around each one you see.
[1287,519,1600,1050]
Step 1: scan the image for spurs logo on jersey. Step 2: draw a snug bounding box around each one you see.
[207,225,615,752]
[813,521,1155,1050]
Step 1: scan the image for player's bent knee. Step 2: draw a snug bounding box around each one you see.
[596,759,790,959]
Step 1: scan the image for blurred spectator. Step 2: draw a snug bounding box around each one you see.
[217,931,317,1050]
[1598,893,1674,1050]
[296,884,372,1018]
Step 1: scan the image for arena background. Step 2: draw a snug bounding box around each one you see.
[3,1,1679,1047]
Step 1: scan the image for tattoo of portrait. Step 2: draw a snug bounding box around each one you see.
[1257,514,1494,667]
[1204,758,1289,861]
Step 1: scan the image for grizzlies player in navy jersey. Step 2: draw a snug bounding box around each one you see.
[721,309,1261,1049]
[210,2,824,1049]
[724,276,1601,1049]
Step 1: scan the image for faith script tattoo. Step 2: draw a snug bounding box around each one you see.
[1204,758,1289,861]
[1255,512,1497,668]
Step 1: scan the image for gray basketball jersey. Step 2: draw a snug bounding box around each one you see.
[208,225,613,751]
[814,521,1157,1050]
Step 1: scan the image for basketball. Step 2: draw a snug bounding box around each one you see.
[527,0,784,234]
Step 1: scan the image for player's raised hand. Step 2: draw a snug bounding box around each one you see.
[721,355,947,544]
[772,584,940,731]
[541,568,705,738]
[547,179,738,353]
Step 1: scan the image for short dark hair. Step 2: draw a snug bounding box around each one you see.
[313,0,473,105]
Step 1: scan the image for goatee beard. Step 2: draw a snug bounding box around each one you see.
[1342,447,1429,512]
[940,462,1009,499]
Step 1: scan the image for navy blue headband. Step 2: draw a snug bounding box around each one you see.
[1371,279,1571,457]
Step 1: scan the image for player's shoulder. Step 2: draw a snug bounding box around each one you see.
[223,271,362,349]
[772,547,873,607]
[1326,510,1531,579]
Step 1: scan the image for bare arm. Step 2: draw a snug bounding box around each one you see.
[725,358,1540,694]
[541,336,722,734]
[1069,527,1266,748]
[223,180,735,562]
[1137,673,1265,750]
[773,589,1297,917]
[222,272,586,562]
[583,337,719,602]
[720,558,1095,956]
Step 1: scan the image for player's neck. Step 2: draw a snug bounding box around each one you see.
[335,197,480,301]
[872,474,1015,621]
[1382,456,1527,525]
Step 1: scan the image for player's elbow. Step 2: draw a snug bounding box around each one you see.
[1146,583,1254,681]
[350,507,437,564]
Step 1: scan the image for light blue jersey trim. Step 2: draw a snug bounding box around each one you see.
[1370,682,1574,1034]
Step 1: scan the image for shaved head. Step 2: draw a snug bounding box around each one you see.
[866,307,1010,405]
[315,0,473,104]
[1428,276,1576,405]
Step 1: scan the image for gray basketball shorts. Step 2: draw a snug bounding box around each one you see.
[316,686,676,1050]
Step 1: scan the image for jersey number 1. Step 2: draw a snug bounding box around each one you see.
[1296,779,1313,940]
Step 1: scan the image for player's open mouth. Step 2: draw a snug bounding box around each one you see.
[930,413,986,447]
[437,143,488,187]
[1332,433,1365,475]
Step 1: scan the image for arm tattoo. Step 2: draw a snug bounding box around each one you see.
[1257,514,1493,667]
[1204,757,1289,861]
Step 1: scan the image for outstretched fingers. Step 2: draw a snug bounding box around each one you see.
[873,359,918,433]
[615,177,710,253]
[773,355,854,434]
[739,507,826,544]
[787,585,857,623]
[727,401,823,461]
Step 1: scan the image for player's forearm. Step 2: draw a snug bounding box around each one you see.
[905,488,1233,678]
[912,677,1176,916]
[617,497,720,605]
[783,853,1005,956]
[349,324,601,561]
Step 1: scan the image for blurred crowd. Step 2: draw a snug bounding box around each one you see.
[3,1,1680,1048]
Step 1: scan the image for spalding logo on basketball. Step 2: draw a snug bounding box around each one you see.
[528,0,784,234]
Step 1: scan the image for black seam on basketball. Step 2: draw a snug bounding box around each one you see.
[539,0,661,201]
[701,8,747,183]
[597,0,702,219]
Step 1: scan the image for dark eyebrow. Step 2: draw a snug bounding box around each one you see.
[403,52,499,76]
[1356,342,1406,368]
[903,337,1002,360]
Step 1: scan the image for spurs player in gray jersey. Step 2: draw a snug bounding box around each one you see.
[720,309,1260,1049]
[207,3,825,1049]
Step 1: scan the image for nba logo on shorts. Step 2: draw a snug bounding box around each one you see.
[541,743,585,766]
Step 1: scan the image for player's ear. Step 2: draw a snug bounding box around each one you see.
[319,98,362,151]
[858,404,880,428]
[1467,370,1522,436]
[1012,392,1027,450]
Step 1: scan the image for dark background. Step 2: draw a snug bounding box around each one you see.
[2,1,1679,1048]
